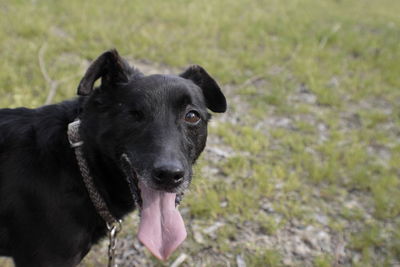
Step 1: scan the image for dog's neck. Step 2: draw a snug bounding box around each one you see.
[68,119,120,226]
[67,117,136,220]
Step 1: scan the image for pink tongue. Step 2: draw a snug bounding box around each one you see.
[137,182,187,261]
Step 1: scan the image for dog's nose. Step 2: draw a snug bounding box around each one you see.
[153,164,184,185]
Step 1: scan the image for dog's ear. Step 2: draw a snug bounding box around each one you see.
[180,65,227,113]
[77,49,132,96]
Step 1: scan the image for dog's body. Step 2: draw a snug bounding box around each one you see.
[0,99,107,267]
[0,50,226,267]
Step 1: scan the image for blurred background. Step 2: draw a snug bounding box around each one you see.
[0,0,399,266]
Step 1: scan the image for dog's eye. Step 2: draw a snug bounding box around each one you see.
[185,111,201,124]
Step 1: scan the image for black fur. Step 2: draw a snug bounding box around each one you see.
[0,49,226,267]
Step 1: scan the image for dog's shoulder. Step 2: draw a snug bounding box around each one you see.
[0,99,81,152]
[0,107,35,145]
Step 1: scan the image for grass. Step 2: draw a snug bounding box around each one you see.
[1,0,400,266]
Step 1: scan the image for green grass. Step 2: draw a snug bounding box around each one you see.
[246,249,283,267]
[1,0,400,266]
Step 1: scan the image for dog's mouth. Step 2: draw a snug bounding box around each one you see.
[120,154,187,261]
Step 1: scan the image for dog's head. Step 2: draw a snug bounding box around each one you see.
[78,49,226,193]
[76,49,226,260]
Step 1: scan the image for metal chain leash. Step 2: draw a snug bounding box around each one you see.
[67,119,122,267]
[107,220,122,267]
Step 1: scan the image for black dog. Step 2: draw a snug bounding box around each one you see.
[0,49,226,267]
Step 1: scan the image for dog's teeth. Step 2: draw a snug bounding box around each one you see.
[175,193,184,207]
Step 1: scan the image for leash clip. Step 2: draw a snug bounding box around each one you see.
[67,120,84,148]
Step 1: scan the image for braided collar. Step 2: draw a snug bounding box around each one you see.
[67,120,118,227]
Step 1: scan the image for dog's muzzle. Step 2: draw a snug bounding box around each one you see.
[119,153,185,208]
